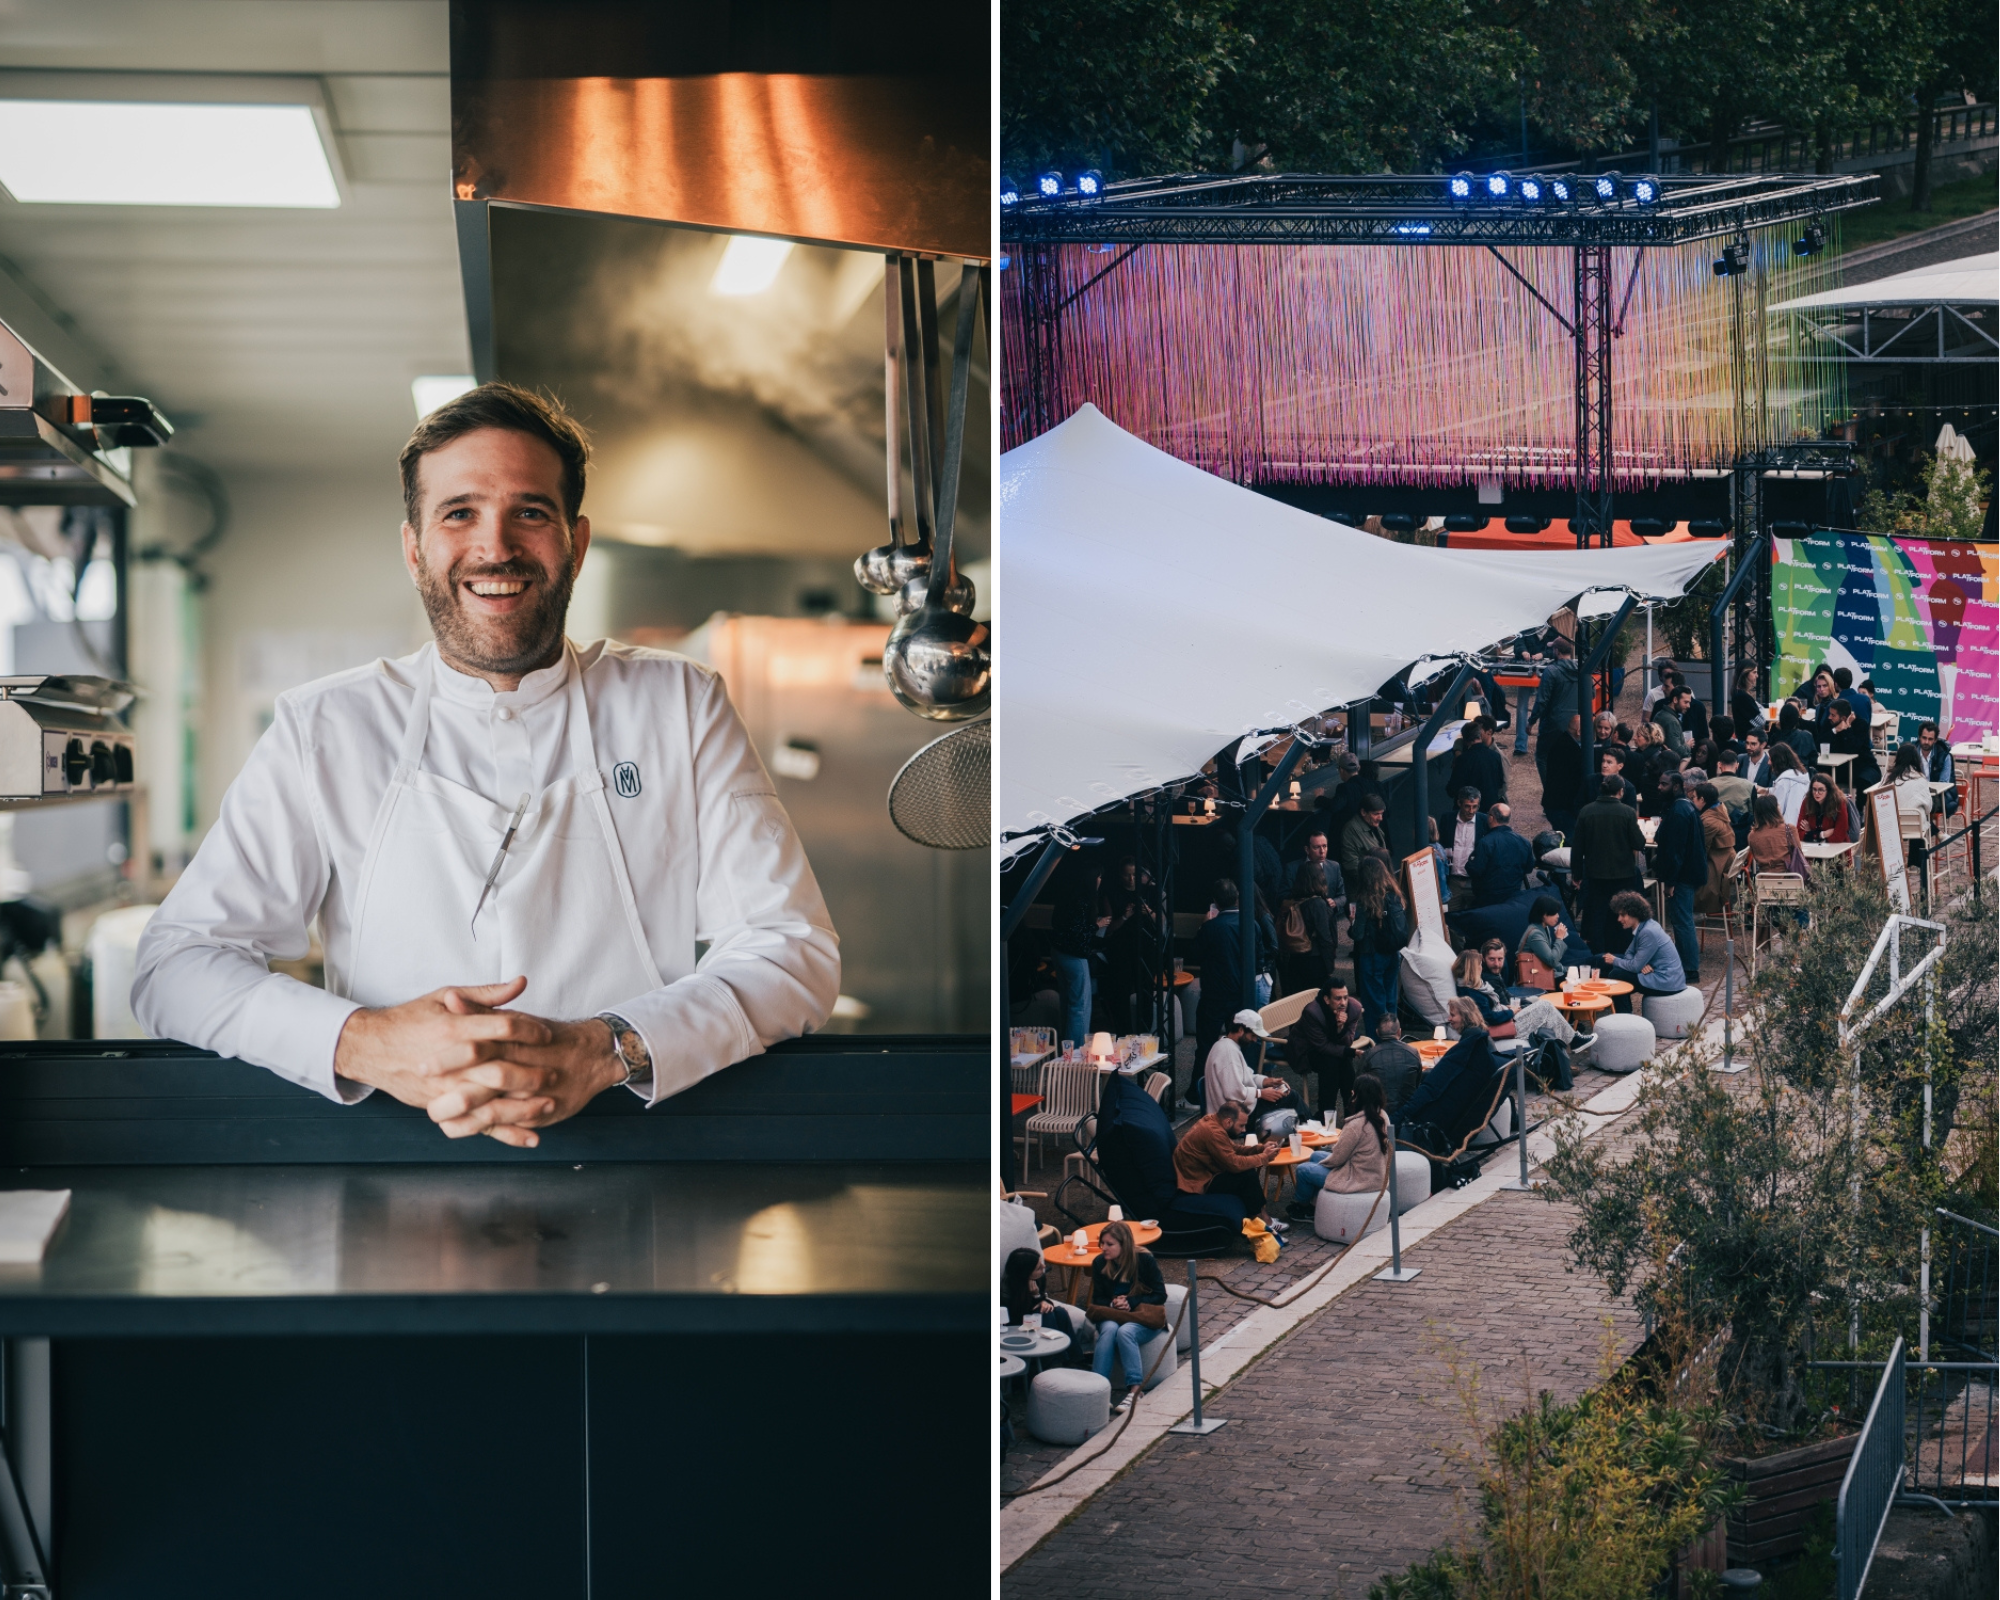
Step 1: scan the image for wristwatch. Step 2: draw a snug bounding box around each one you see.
[596,1012,654,1094]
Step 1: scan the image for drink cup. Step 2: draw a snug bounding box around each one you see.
[1289,1133,1303,1157]
[1024,1312,1042,1331]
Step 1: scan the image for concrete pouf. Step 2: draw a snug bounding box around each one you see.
[1642,986,1706,1040]
[1025,1368,1111,1445]
[1139,1327,1179,1392]
[1393,1151,1431,1213]
[1314,1183,1394,1245]
[1161,1282,1193,1355]
[1590,1012,1657,1073]
[1469,1096,1513,1148]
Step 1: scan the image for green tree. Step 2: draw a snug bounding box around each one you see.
[1000,0,1239,178]
[1543,874,1996,1435]
[1203,0,1518,173]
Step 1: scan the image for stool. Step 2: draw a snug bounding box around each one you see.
[1590,1013,1656,1072]
[1025,1368,1111,1445]
[1641,986,1706,1040]
[1470,1097,1513,1148]
[1392,1151,1431,1213]
[1314,1184,1392,1244]
[1140,1328,1179,1391]
[1162,1282,1193,1355]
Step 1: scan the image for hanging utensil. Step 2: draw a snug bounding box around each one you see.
[888,718,989,849]
[854,254,907,596]
[883,262,990,722]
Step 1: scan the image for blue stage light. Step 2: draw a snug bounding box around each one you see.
[1550,176,1575,203]
[1630,174,1660,204]
[1591,172,1620,202]
[1519,175,1545,203]
[999,175,1022,208]
[1793,221,1826,257]
[1447,172,1474,202]
[1485,171,1511,200]
[1713,241,1750,276]
[1076,169,1104,198]
[1036,171,1062,199]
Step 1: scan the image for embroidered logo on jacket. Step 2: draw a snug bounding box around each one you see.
[613,762,642,798]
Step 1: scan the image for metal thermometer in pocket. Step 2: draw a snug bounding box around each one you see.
[471,792,532,933]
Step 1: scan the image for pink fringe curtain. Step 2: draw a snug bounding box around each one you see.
[999,224,1841,488]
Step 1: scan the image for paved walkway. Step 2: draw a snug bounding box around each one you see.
[1002,1033,1713,1593]
[1005,1187,1643,1598]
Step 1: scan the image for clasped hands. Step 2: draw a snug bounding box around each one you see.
[333,978,624,1148]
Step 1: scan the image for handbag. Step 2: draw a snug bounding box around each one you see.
[1256,1107,1298,1140]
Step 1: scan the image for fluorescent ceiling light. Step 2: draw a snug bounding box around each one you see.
[710,236,794,297]
[411,376,477,420]
[0,100,339,207]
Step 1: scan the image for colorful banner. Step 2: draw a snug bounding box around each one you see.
[1771,529,1997,745]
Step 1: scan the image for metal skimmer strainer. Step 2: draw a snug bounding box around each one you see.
[887,719,988,850]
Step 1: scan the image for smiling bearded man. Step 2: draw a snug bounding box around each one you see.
[133,382,840,1142]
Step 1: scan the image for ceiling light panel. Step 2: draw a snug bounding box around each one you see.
[710,236,794,297]
[0,100,341,208]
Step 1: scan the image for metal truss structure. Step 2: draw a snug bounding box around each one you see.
[1000,171,1877,249]
[1003,170,1878,548]
[1795,302,1998,364]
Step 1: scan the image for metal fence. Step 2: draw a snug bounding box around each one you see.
[1836,1337,1905,1600]
[1910,1209,1999,1506]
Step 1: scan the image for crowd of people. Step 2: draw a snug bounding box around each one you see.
[1010,647,1965,1293]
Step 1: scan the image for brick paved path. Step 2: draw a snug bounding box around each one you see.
[1004,1181,1645,1597]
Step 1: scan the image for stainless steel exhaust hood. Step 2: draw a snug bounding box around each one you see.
[445,1,990,1033]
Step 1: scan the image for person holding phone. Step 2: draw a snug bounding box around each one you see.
[1087,1221,1170,1413]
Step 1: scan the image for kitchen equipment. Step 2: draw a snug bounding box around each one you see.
[882,263,990,721]
[887,719,988,850]
[0,675,136,799]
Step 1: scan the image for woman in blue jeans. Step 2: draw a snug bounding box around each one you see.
[1348,857,1408,1031]
[1087,1221,1170,1413]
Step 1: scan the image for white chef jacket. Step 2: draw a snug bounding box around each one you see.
[131,639,841,1105]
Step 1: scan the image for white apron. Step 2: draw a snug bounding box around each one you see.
[341,645,663,1019]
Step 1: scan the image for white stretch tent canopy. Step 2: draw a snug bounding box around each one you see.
[1768,252,1998,311]
[1000,405,1725,851]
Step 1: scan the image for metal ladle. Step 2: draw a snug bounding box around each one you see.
[882,263,989,722]
[854,255,910,596]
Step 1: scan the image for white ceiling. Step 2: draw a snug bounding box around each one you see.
[0,0,464,475]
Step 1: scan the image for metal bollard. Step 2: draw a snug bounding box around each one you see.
[1375,1123,1421,1283]
[1500,1047,1536,1190]
[1166,1259,1225,1435]
[1713,936,1748,1072]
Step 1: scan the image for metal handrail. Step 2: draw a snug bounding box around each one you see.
[1837,1337,1906,1600]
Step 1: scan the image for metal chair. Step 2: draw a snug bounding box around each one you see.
[1749,871,1809,977]
[1143,1071,1172,1106]
[1023,1062,1101,1177]
[1694,848,1748,964]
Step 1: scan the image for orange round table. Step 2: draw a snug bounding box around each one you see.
[1171,970,1195,989]
[1551,992,1613,1031]
[1570,979,1632,998]
[1414,1040,1452,1068]
[1044,1220,1165,1303]
[1261,1145,1312,1202]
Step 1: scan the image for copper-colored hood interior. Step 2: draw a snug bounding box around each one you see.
[450,1,988,261]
